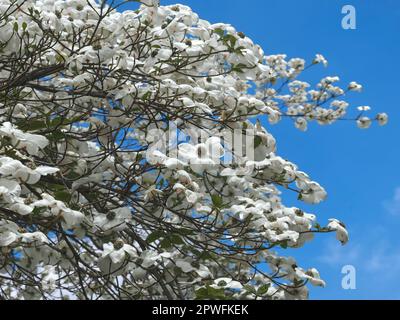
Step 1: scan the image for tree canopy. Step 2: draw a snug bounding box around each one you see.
[0,0,387,299]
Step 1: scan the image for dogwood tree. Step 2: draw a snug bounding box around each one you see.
[0,0,387,300]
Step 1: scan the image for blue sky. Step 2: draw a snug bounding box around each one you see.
[125,0,400,299]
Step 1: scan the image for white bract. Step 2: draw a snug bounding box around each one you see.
[357,116,372,129]
[376,113,389,126]
[327,219,349,245]
[0,0,386,300]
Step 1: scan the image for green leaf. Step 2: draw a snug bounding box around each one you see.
[213,28,225,38]
[177,228,194,236]
[231,63,248,73]
[20,120,46,131]
[257,283,270,295]
[199,251,213,260]
[159,238,172,249]
[48,130,65,142]
[48,115,82,128]
[243,284,256,294]
[22,22,27,31]
[65,171,81,180]
[297,193,303,200]
[47,117,64,127]
[234,46,246,55]
[32,207,46,215]
[211,194,223,208]
[224,34,237,48]
[141,91,151,101]
[54,190,72,203]
[195,286,226,300]
[170,234,184,245]
[47,183,66,192]
[146,230,165,244]
[19,115,83,132]
[13,22,18,32]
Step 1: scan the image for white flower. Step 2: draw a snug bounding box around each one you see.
[21,231,49,244]
[357,106,370,111]
[295,117,307,131]
[163,157,186,170]
[35,166,60,176]
[98,241,137,275]
[0,122,48,156]
[299,181,327,204]
[376,113,388,126]
[0,230,19,247]
[348,81,362,92]
[176,259,195,273]
[327,218,349,245]
[93,207,131,231]
[10,202,34,215]
[62,209,85,229]
[41,266,58,290]
[33,194,84,229]
[101,241,137,264]
[143,186,163,202]
[320,76,340,85]
[0,178,21,198]
[156,48,173,60]
[212,277,243,290]
[289,58,305,71]
[250,120,276,161]
[195,264,211,278]
[314,54,328,67]
[0,158,24,176]
[178,137,224,174]
[175,170,192,184]
[14,167,41,184]
[139,250,161,268]
[357,116,371,129]
[295,268,326,287]
[173,183,199,204]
